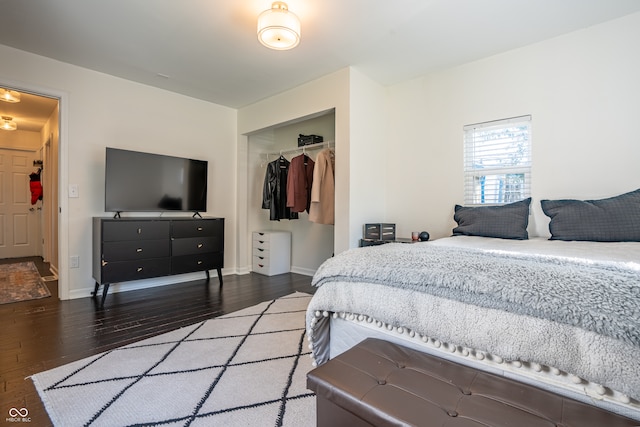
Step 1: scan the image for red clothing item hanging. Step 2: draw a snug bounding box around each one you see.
[29,169,43,204]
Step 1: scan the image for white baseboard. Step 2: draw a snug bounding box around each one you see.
[242,265,316,276]
[291,266,316,277]
[236,266,251,275]
[70,269,231,300]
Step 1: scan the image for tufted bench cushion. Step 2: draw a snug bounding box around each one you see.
[306,338,637,427]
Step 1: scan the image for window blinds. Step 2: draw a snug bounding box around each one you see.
[463,115,531,205]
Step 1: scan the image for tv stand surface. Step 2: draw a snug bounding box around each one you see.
[92,216,224,307]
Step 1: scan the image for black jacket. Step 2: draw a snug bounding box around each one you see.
[262,156,299,221]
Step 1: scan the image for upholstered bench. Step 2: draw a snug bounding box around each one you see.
[307,338,637,427]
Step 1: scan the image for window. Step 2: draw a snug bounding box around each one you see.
[463,115,531,205]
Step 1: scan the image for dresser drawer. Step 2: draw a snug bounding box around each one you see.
[101,258,172,283]
[172,236,220,256]
[253,246,270,257]
[103,221,170,242]
[172,252,223,275]
[252,231,271,242]
[252,257,271,274]
[103,240,170,262]
[253,251,269,264]
[172,219,223,238]
[253,238,270,251]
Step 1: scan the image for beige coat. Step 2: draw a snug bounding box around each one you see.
[309,148,335,225]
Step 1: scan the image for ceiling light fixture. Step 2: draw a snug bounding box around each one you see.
[257,1,300,50]
[0,88,21,103]
[1,116,17,131]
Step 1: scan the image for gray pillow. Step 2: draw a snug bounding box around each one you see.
[453,198,531,240]
[541,189,640,242]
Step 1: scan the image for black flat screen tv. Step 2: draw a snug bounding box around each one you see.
[105,147,208,213]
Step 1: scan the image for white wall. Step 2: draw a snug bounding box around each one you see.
[348,68,390,244]
[40,105,60,271]
[386,12,640,239]
[0,129,41,151]
[0,44,237,299]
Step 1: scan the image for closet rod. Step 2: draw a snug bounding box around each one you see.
[264,140,334,162]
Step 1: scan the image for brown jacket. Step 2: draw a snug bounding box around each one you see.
[286,154,315,213]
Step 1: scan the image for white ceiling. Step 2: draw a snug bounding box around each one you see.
[1,0,640,127]
[0,92,58,132]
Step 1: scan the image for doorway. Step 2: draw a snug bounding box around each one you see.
[0,87,59,276]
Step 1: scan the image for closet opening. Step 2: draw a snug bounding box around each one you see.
[247,110,335,277]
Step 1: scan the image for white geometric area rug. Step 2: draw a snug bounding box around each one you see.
[31,292,316,427]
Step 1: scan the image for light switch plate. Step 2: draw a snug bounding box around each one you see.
[69,184,79,198]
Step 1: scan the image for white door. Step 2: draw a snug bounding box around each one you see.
[0,149,41,258]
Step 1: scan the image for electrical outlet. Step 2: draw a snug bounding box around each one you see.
[70,255,79,268]
[69,184,79,198]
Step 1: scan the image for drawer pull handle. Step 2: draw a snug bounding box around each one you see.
[258,256,264,260]
[197,260,203,265]
[197,227,203,231]
[259,232,264,236]
[258,264,264,268]
[259,240,265,244]
[197,243,203,248]
[137,228,142,234]
[136,248,143,252]
[137,267,143,272]
[257,248,264,252]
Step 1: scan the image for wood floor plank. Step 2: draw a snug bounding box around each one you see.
[0,257,315,427]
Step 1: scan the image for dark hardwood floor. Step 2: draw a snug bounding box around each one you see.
[0,257,315,426]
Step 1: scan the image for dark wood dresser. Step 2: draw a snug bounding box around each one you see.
[92,217,224,306]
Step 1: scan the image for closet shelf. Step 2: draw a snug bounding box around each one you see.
[263,141,334,162]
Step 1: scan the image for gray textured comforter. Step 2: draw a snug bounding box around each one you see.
[312,243,640,346]
[306,242,640,402]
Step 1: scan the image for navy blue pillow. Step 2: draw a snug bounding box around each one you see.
[541,189,640,242]
[453,198,531,240]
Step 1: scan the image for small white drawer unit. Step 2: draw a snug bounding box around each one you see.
[252,231,291,276]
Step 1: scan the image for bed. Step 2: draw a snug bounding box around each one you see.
[305,191,640,421]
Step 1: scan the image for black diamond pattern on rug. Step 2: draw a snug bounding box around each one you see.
[31,292,316,427]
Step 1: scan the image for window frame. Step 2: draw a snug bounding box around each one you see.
[463,115,532,206]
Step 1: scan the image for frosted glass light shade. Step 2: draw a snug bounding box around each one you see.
[0,88,21,103]
[1,116,17,131]
[257,2,300,50]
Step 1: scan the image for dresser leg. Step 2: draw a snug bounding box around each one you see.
[100,283,110,308]
[217,268,223,286]
[205,270,210,281]
[92,281,100,297]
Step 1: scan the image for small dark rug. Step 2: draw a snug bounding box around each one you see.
[0,261,51,305]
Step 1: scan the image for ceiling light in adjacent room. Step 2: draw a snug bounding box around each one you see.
[0,88,21,103]
[1,116,17,131]
[257,2,300,50]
